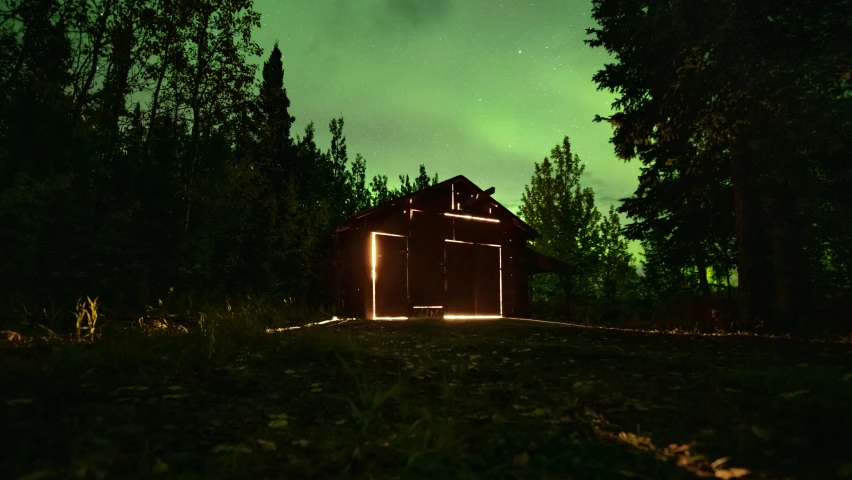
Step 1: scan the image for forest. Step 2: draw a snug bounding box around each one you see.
[0,0,446,321]
[1,0,851,478]
[1,0,849,335]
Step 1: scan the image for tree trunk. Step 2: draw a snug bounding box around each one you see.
[561,275,574,323]
[767,184,808,331]
[178,7,210,274]
[697,254,711,296]
[730,135,772,328]
[72,0,113,121]
[143,25,175,161]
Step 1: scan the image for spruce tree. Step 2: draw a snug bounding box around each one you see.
[258,42,296,178]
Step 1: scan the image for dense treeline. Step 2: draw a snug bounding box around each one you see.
[0,0,437,312]
[2,0,848,335]
[585,0,852,332]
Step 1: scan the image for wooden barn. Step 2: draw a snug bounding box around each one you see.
[333,175,560,320]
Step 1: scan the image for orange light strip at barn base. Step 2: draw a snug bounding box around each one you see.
[371,231,408,321]
[413,306,443,309]
[444,213,499,223]
[444,315,502,320]
[267,317,355,332]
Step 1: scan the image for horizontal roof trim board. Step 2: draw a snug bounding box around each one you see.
[445,239,501,248]
[443,212,499,223]
[413,306,443,308]
[444,315,502,320]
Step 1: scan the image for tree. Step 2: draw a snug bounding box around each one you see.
[257,41,296,179]
[519,137,602,322]
[168,0,262,277]
[414,164,431,191]
[586,0,852,330]
[396,164,437,197]
[596,206,636,306]
[370,174,394,205]
[347,153,371,214]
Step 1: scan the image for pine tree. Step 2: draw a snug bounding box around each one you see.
[587,0,852,330]
[258,41,296,179]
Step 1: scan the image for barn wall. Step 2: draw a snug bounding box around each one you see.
[335,177,535,319]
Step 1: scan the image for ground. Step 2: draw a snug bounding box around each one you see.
[2,318,851,479]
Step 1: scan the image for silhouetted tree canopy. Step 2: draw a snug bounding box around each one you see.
[587,0,852,331]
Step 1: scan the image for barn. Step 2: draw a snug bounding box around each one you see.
[333,175,561,320]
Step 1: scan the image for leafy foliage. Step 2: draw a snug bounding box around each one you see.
[520,137,638,323]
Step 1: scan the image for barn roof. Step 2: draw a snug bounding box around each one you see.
[336,175,538,238]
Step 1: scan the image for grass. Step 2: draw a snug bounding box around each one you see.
[2,316,852,479]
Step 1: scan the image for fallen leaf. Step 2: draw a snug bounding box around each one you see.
[284,369,295,374]
[513,451,530,467]
[166,386,182,391]
[117,386,149,392]
[162,394,190,399]
[617,471,643,478]
[152,459,169,473]
[16,470,56,480]
[715,467,751,479]
[256,439,276,452]
[6,398,33,406]
[335,419,348,425]
[213,444,253,454]
[292,439,310,447]
[268,419,289,428]
[780,389,809,399]
[751,425,773,441]
[842,373,852,382]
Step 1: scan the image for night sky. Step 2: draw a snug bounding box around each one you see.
[252,0,641,217]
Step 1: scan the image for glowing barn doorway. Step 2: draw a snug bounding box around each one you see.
[443,239,502,318]
[370,232,409,320]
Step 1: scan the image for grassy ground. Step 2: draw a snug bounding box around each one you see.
[2,318,852,479]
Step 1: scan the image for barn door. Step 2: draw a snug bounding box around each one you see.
[474,243,501,316]
[409,211,444,314]
[444,241,501,317]
[372,233,408,319]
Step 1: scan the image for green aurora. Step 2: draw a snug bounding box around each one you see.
[252,0,641,218]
